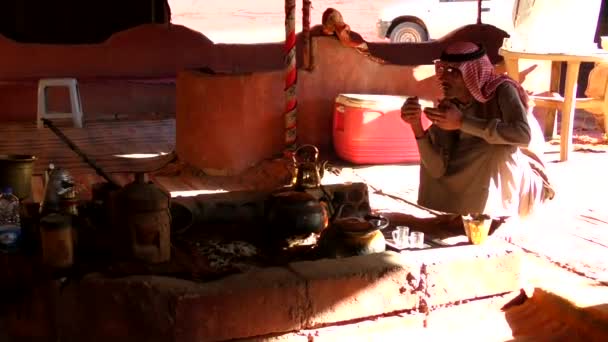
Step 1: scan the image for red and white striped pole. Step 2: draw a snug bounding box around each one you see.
[284,0,298,153]
[302,0,312,70]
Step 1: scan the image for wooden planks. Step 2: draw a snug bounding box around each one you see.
[0,119,175,174]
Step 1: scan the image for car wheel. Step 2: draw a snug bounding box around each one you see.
[389,22,428,43]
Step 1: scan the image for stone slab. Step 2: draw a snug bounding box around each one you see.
[416,241,524,308]
[289,251,422,328]
[174,267,307,342]
[4,241,525,342]
[231,293,521,342]
[57,274,193,342]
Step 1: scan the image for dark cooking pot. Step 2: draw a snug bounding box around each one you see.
[317,214,389,259]
[266,190,329,242]
[0,155,36,200]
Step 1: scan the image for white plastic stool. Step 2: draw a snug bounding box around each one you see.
[37,78,83,128]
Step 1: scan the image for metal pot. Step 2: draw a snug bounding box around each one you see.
[0,155,36,200]
[265,190,329,243]
[317,214,389,258]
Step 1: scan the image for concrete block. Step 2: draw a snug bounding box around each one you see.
[424,292,519,340]
[417,242,524,308]
[309,312,426,342]
[57,274,187,342]
[231,312,426,342]
[289,251,422,328]
[174,267,307,342]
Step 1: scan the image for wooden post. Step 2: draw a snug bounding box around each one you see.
[477,0,482,24]
[284,0,297,153]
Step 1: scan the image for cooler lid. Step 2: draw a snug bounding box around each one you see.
[335,94,408,111]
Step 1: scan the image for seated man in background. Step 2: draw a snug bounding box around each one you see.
[400,41,554,222]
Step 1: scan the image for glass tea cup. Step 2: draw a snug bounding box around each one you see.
[409,231,425,249]
[397,226,409,246]
[391,226,409,247]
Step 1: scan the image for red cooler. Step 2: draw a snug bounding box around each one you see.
[333,94,431,164]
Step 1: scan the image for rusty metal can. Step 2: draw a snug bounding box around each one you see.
[40,213,73,269]
[117,173,171,263]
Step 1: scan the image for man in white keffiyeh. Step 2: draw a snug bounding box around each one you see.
[401,41,554,219]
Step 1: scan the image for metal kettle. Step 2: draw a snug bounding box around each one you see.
[40,163,77,216]
[265,190,330,247]
[290,145,328,190]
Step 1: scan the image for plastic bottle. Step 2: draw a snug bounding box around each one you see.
[0,187,21,253]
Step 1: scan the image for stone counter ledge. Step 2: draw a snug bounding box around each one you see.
[10,242,522,342]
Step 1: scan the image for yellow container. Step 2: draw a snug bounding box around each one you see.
[462,215,492,245]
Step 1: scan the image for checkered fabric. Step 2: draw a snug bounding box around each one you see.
[437,42,530,109]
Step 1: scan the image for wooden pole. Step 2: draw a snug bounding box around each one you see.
[302,0,312,70]
[284,0,297,153]
[477,0,482,24]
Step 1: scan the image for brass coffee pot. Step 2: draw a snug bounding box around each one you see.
[290,144,328,191]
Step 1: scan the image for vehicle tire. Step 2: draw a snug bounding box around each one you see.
[389,22,428,43]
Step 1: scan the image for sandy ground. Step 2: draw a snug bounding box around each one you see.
[169,0,396,43]
[169,0,607,45]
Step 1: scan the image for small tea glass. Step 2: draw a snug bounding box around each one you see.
[409,231,425,249]
[391,226,409,247]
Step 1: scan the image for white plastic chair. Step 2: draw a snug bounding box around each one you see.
[36,78,83,128]
[531,63,608,134]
